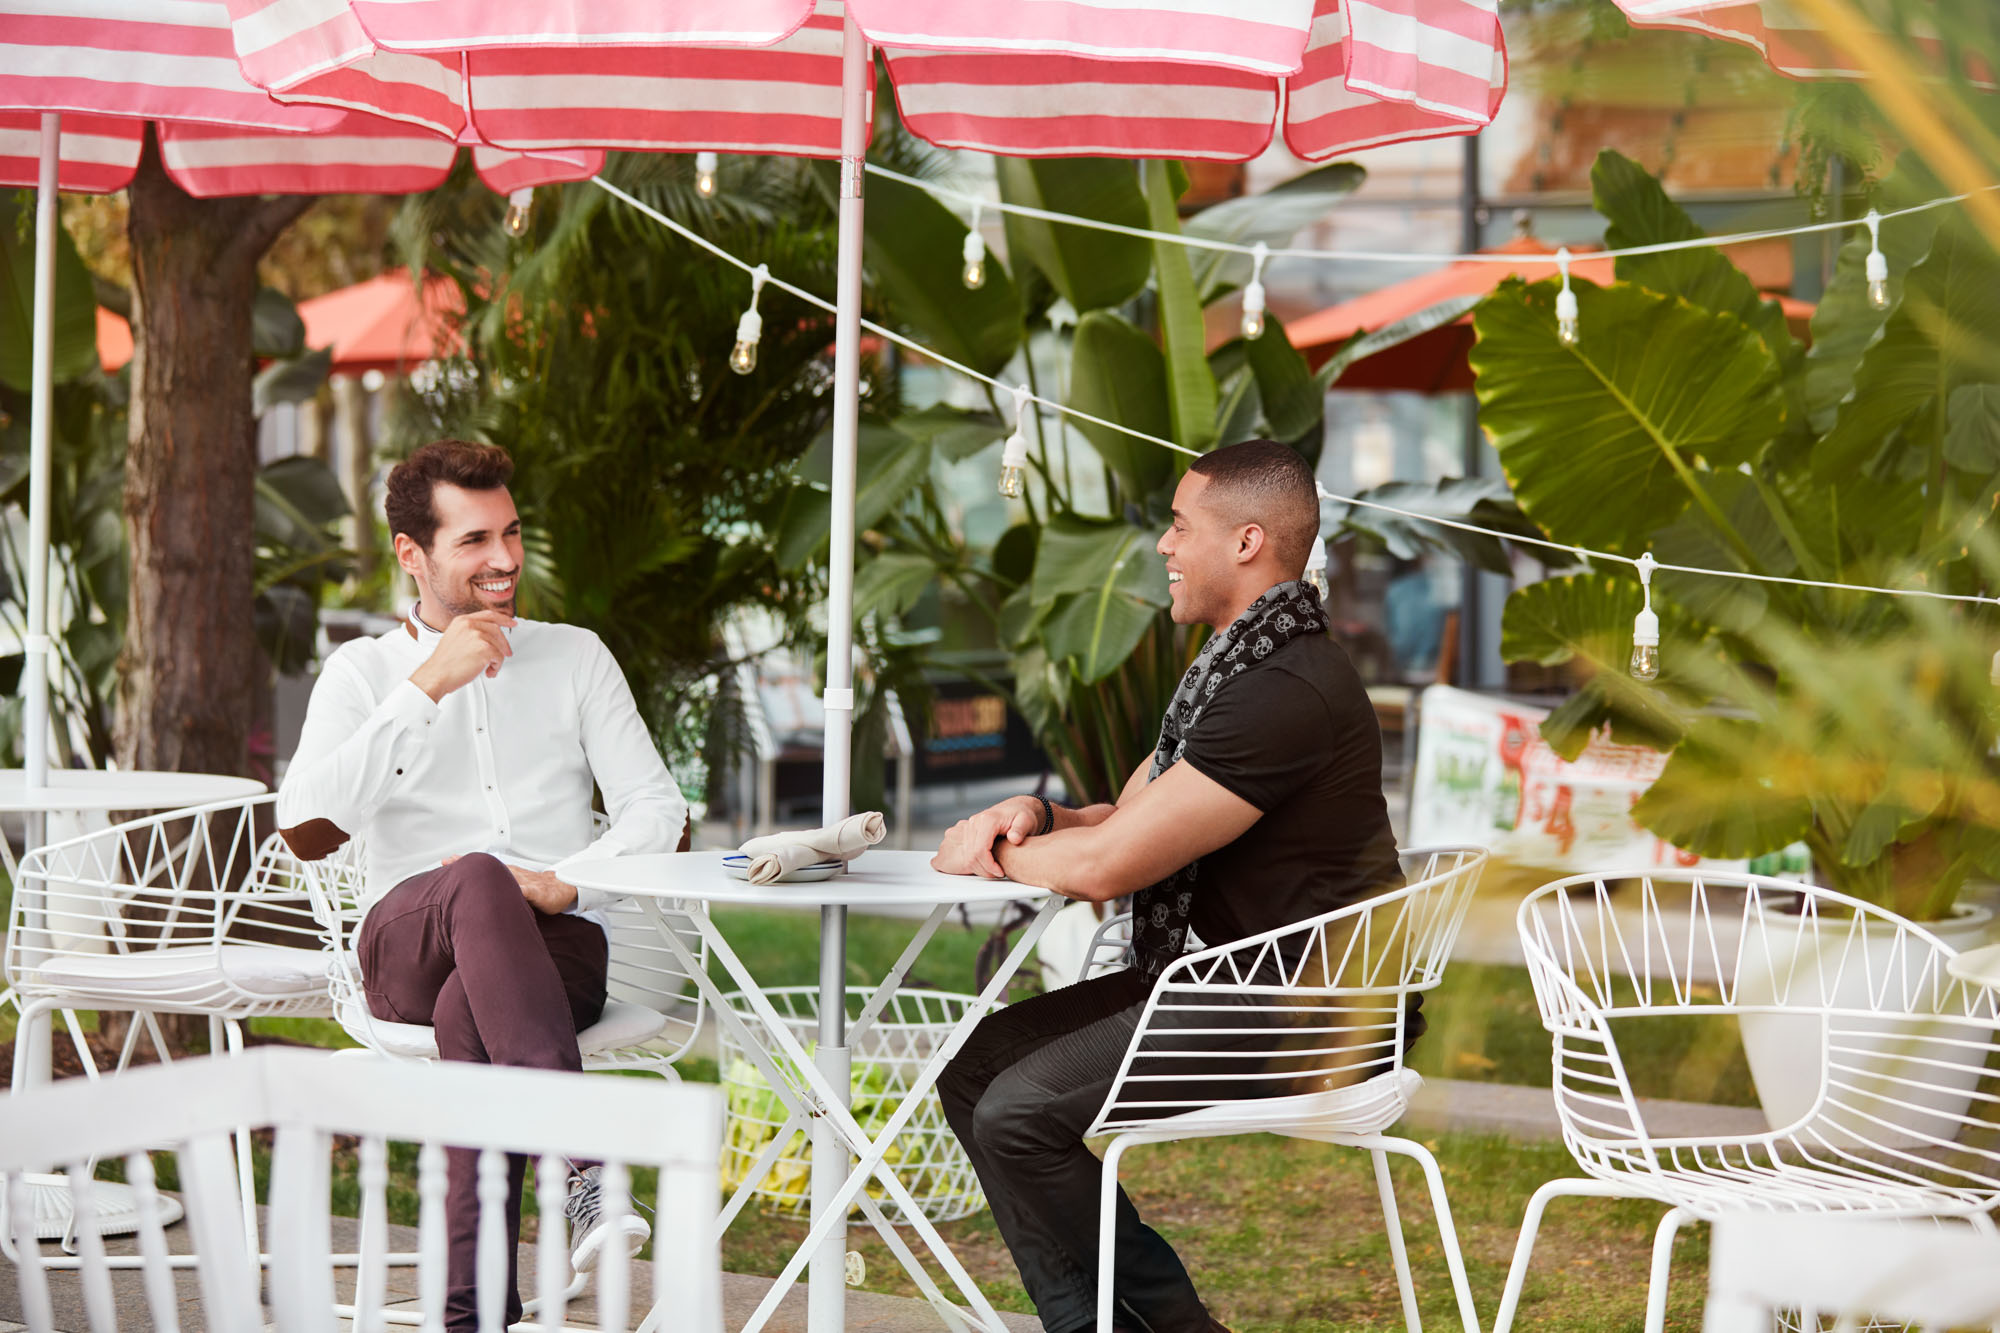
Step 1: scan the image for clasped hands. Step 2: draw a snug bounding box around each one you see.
[930,795,1042,878]
[442,854,577,914]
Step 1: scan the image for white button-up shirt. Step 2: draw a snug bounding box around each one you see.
[277,613,688,921]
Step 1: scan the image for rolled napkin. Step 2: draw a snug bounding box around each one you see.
[739,812,886,885]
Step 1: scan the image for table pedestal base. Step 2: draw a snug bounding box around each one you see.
[10,1173,186,1241]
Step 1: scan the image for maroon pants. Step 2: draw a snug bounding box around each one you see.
[357,853,608,1332]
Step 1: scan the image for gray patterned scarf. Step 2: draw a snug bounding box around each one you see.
[1130,579,1328,980]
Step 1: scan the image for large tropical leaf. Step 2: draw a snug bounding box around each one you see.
[0,193,99,391]
[1323,476,1537,576]
[1647,467,1793,633]
[1182,162,1365,301]
[1030,514,1170,684]
[1499,572,1695,758]
[853,550,937,621]
[777,422,934,569]
[1803,158,1947,431]
[1944,384,2000,473]
[854,169,1021,376]
[251,287,307,360]
[1816,226,2000,482]
[253,347,334,417]
[1593,149,1796,367]
[1068,311,1174,500]
[995,158,1152,313]
[1143,161,1219,452]
[1631,718,1816,859]
[1242,313,1323,450]
[1471,277,1786,556]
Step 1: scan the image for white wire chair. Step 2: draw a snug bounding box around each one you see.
[1084,845,1490,1333]
[3,793,331,1258]
[1493,870,2000,1333]
[0,1045,724,1333]
[1703,1212,2000,1333]
[296,825,707,1076]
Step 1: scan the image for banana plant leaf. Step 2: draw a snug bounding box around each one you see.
[1030,514,1169,684]
[1068,311,1174,501]
[1182,162,1365,301]
[0,192,98,392]
[995,157,1152,314]
[851,167,1022,377]
[1143,161,1218,452]
[1321,476,1539,576]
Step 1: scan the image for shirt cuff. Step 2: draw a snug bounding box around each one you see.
[386,679,442,730]
[554,837,627,916]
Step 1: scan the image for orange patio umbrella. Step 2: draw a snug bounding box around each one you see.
[96,266,463,377]
[1287,234,1813,393]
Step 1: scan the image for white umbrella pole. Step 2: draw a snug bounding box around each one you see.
[23,112,60,792]
[810,16,868,1333]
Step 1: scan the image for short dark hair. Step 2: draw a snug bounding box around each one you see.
[385,440,514,551]
[1186,439,1320,573]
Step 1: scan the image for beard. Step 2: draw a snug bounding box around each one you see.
[421,554,518,619]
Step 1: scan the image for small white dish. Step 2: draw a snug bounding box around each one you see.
[722,854,845,884]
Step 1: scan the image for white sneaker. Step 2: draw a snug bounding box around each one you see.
[564,1165,650,1274]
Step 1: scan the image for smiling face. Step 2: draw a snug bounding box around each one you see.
[1158,471,1251,628]
[396,482,524,623]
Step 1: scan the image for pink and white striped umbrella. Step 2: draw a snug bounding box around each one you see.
[223,0,1507,163]
[0,1,602,194]
[1608,1,1977,83]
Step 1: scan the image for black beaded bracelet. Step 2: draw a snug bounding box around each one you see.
[1032,793,1054,836]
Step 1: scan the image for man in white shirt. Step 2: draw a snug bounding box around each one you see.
[278,440,688,1332]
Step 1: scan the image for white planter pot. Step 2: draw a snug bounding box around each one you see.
[1738,901,1994,1142]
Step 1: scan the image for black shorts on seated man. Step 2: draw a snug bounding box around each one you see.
[930,439,1412,1333]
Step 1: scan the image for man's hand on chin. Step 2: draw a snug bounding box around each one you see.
[442,854,579,913]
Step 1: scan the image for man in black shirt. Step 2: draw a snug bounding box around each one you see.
[932,439,1403,1333]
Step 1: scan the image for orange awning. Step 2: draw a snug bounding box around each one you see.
[1288,235,1813,394]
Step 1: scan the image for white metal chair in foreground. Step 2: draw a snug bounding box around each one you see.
[1084,845,1490,1333]
[3,794,329,1256]
[1495,870,2000,1333]
[0,1045,724,1333]
[1703,1212,2000,1332]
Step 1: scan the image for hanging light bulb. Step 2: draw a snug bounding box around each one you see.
[1241,241,1269,341]
[1990,648,2000,689]
[998,384,1032,499]
[502,187,533,237]
[962,202,988,289]
[730,263,767,375]
[1304,534,1330,602]
[695,151,719,198]
[1864,208,1890,311]
[1629,552,1661,682]
[1555,247,1579,347]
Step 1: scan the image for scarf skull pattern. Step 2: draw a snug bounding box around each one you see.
[1129,580,1328,980]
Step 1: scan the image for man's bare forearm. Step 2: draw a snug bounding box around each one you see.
[1051,801,1116,832]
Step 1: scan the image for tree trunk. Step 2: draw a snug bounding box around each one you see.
[111,136,312,1052]
[116,132,313,777]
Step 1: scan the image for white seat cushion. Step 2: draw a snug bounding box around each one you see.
[1141,1067,1423,1140]
[25,944,331,1000]
[335,997,669,1061]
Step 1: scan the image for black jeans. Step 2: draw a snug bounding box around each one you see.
[937,969,1220,1333]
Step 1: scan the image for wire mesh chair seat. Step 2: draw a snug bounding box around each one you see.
[296,831,708,1079]
[1082,845,1490,1333]
[6,794,329,1026]
[0,1045,724,1333]
[1493,869,2000,1333]
[2,794,332,1261]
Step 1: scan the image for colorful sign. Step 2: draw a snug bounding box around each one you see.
[1407,685,1808,875]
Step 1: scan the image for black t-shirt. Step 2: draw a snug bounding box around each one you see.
[1174,631,1403,951]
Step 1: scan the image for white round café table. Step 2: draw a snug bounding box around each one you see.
[566,850,1060,1333]
[0,768,267,1245]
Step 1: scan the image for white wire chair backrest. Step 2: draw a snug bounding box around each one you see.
[1516,870,2000,1182]
[1085,845,1487,1137]
[5,794,324,1016]
[0,1046,724,1333]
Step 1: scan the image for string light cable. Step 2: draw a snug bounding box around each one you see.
[588,174,2000,624]
[863,162,2000,273]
